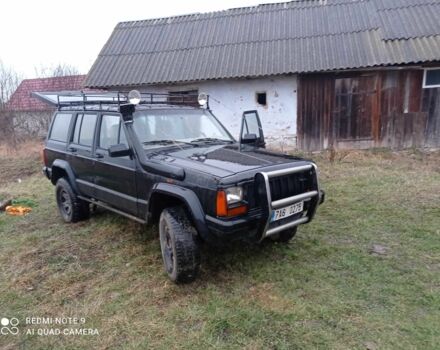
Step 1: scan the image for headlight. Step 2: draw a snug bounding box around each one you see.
[225,186,243,205]
[216,186,247,217]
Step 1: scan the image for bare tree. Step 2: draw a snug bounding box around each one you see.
[1,61,81,145]
[34,63,80,78]
[0,60,22,110]
[0,60,22,144]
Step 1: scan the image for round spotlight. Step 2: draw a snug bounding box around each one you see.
[198,92,208,106]
[128,90,141,105]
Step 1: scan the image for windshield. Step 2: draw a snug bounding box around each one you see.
[133,109,234,148]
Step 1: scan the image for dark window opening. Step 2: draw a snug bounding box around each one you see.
[167,90,199,106]
[256,92,267,106]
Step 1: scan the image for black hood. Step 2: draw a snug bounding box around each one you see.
[147,144,307,178]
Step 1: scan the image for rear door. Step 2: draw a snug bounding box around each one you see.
[93,113,138,215]
[67,112,98,197]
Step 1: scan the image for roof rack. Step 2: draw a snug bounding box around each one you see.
[32,91,206,110]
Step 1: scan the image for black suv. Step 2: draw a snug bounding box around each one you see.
[39,91,324,283]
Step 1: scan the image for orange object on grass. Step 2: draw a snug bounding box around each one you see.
[5,205,32,216]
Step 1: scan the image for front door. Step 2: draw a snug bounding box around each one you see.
[93,113,138,215]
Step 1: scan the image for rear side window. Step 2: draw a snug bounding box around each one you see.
[49,113,72,142]
[72,114,97,147]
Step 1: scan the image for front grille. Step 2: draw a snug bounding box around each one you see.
[269,170,313,201]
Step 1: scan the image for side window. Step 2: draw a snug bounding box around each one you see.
[99,115,128,149]
[49,113,72,142]
[100,115,120,149]
[78,114,97,147]
[72,114,83,144]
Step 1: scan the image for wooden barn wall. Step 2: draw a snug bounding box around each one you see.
[298,69,440,151]
[297,74,333,150]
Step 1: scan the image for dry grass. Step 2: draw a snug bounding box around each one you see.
[0,148,439,349]
[0,140,43,158]
[0,140,42,187]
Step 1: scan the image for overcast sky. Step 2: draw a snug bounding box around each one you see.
[0,0,280,78]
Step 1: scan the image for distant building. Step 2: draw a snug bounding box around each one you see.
[85,0,440,150]
[4,75,85,138]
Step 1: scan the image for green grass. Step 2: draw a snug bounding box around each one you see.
[0,150,439,349]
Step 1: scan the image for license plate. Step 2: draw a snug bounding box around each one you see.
[271,201,304,222]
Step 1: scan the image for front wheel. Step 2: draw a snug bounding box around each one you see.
[159,207,201,283]
[269,227,297,243]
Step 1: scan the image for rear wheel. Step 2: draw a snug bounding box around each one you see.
[269,227,297,243]
[55,178,90,223]
[159,207,200,283]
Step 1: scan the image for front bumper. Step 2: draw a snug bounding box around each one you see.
[256,163,322,241]
[205,209,263,244]
[204,166,324,244]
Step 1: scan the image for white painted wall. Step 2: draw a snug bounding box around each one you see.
[123,75,298,149]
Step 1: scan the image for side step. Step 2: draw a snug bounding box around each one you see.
[78,196,146,224]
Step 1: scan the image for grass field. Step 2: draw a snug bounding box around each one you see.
[0,147,439,349]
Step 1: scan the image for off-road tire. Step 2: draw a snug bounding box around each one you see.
[159,206,200,283]
[269,227,297,243]
[55,178,90,223]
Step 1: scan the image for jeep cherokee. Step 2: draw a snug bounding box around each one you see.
[38,91,324,283]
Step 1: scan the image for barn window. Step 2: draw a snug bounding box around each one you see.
[167,90,199,106]
[423,68,440,88]
[256,92,267,106]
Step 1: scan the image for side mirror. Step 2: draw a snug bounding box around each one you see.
[108,143,131,157]
[239,110,265,149]
[241,133,258,144]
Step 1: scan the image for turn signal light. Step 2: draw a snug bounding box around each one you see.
[216,191,247,217]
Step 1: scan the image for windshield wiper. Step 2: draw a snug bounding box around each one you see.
[143,139,198,147]
[190,138,233,144]
[143,139,175,145]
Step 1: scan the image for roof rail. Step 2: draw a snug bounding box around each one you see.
[32,91,206,110]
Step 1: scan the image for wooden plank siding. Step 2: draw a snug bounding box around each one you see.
[298,69,440,151]
[297,74,334,150]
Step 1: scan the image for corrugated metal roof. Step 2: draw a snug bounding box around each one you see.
[85,0,440,87]
[378,2,440,40]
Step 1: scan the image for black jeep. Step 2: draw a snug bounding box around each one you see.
[39,91,324,283]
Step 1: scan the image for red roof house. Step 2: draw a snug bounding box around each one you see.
[6,75,86,112]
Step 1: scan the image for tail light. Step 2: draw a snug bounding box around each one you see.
[41,148,48,166]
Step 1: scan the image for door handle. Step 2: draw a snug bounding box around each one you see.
[68,147,77,152]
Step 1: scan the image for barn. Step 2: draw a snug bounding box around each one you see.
[84,0,440,150]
